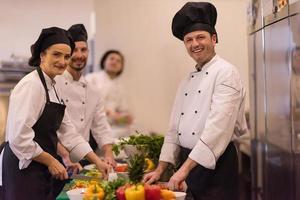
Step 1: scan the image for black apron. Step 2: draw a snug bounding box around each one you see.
[1,68,67,200]
[179,142,238,200]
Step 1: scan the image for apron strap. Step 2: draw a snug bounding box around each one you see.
[0,141,7,153]
[36,67,50,102]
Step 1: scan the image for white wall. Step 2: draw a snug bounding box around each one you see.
[0,0,94,61]
[94,0,249,134]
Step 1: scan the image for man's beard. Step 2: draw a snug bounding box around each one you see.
[70,61,86,72]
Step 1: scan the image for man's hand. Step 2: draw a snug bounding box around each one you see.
[66,162,83,175]
[167,168,188,191]
[143,161,169,184]
[104,156,117,168]
[95,159,111,180]
[102,144,117,167]
[168,158,197,191]
[143,170,161,184]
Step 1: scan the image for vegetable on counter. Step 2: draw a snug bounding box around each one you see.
[125,185,145,200]
[128,154,145,184]
[83,182,104,200]
[112,133,164,166]
[101,178,127,200]
[161,189,176,200]
[144,184,161,200]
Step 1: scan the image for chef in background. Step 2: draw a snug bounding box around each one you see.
[143,2,247,200]
[85,50,133,138]
[0,27,109,200]
[55,24,116,171]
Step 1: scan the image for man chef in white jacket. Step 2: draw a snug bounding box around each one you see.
[55,24,116,171]
[143,2,247,200]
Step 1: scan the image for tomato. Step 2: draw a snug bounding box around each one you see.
[144,184,161,200]
[115,164,128,172]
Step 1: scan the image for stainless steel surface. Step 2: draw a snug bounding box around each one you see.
[265,18,291,151]
[249,2,300,199]
[290,11,300,200]
[248,34,257,140]
[69,173,100,181]
[252,29,266,200]
[264,18,293,200]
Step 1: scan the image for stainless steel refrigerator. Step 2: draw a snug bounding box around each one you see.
[248,0,300,199]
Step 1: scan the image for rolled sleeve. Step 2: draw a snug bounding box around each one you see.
[69,142,93,162]
[189,139,216,169]
[58,111,92,162]
[159,142,180,165]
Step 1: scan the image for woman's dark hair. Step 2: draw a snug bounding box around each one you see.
[100,50,124,76]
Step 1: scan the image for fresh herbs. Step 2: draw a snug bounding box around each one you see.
[101,178,127,200]
[112,134,164,165]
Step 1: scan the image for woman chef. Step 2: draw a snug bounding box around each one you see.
[0,27,110,200]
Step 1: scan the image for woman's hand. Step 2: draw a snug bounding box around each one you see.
[48,158,68,180]
[33,151,68,180]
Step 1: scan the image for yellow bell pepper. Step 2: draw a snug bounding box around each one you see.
[145,158,155,172]
[83,183,104,200]
[125,184,145,200]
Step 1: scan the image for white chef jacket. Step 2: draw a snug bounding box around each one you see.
[85,70,128,113]
[55,70,114,148]
[0,70,92,185]
[159,55,247,170]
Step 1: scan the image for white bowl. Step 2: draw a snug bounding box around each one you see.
[66,188,86,200]
[174,191,186,200]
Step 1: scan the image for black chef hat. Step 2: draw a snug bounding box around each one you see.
[68,24,88,42]
[172,2,218,42]
[28,27,75,67]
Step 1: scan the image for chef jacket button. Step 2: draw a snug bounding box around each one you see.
[195,110,198,114]
[192,132,195,135]
[66,99,69,102]
[198,90,201,93]
[206,72,208,75]
[191,75,194,78]
[178,133,181,136]
[82,102,85,104]
[81,118,84,121]
[181,112,184,115]
[65,82,68,85]
[185,93,188,96]
[83,85,86,88]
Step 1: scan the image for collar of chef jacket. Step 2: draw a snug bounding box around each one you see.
[41,70,56,88]
[63,70,87,87]
[189,54,218,77]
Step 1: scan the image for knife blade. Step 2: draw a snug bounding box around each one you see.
[69,174,101,181]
